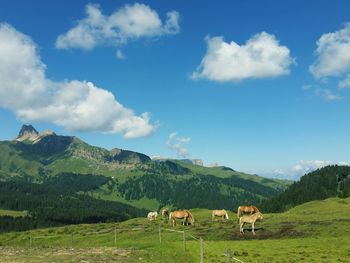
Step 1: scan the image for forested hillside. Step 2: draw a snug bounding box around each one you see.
[260,165,350,212]
[0,125,291,232]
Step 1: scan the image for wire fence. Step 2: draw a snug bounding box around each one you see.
[10,225,244,263]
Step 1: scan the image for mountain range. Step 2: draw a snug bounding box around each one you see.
[0,125,291,231]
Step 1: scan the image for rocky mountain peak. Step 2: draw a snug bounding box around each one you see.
[16,124,39,141]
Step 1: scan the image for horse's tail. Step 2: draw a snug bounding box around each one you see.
[254,206,260,213]
[225,210,229,220]
[237,206,241,218]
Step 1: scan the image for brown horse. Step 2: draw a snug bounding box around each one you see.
[169,210,195,226]
[161,208,169,219]
[239,212,263,235]
[212,209,229,221]
[237,205,260,218]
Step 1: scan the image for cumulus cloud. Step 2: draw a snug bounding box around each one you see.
[0,23,156,138]
[55,3,180,50]
[192,32,294,82]
[310,23,350,79]
[166,132,191,158]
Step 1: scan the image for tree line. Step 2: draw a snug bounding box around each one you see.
[0,173,146,233]
[260,165,350,212]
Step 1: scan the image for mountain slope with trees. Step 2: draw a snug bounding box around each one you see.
[260,165,350,212]
[0,125,292,232]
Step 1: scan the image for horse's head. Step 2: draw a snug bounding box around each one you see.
[258,212,263,221]
[188,211,195,225]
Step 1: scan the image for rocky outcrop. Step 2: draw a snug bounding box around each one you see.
[16,124,39,142]
[14,124,151,165]
[15,125,56,144]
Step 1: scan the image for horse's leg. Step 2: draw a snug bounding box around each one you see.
[252,222,255,235]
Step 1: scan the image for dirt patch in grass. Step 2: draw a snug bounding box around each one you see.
[0,246,136,263]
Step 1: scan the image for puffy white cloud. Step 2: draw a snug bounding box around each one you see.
[56,3,180,50]
[0,23,156,138]
[310,23,350,79]
[166,132,191,158]
[192,32,294,82]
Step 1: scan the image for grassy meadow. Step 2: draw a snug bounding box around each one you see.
[0,209,27,217]
[1,197,350,262]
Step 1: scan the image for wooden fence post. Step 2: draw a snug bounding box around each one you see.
[29,233,32,248]
[200,238,204,263]
[183,230,186,251]
[114,227,117,245]
[226,248,231,263]
[158,225,162,244]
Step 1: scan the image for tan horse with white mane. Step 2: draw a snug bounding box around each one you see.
[212,209,229,221]
[239,212,263,235]
[169,210,194,226]
[237,205,260,218]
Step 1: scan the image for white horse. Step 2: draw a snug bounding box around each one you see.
[239,212,263,235]
[147,211,158,221]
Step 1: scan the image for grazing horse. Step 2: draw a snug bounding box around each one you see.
[147,211,158,221]
[237,205,260,218]
[212,209,229,221]
[161,208,169,219]
[169,210,195,227]
[239,212,263,235]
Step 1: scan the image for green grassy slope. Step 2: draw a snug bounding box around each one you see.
[0,137,291,213]
[172,160,291,189]
[0,209,27,217]
[1,197,349,262]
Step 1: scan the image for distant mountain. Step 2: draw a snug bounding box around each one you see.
[180,159,204,166]
[0,125,292,231]
[152,157,204,166]
[260,165,350,212]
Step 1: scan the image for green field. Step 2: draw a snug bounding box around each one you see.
[0,209,27,217]
[1,197,350,262]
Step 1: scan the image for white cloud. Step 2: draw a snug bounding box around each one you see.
[269,160,349,180]
[55,3,180,50]
[338,74,350,89]
[166,132,191,158]
[116,49,125,59]
[192,32,294,82]
[0,23,156,138]
[315,89,343,101]
[310,23,350,79]
[292,160,332,174]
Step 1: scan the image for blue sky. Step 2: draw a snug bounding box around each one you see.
[1,0,350,179]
